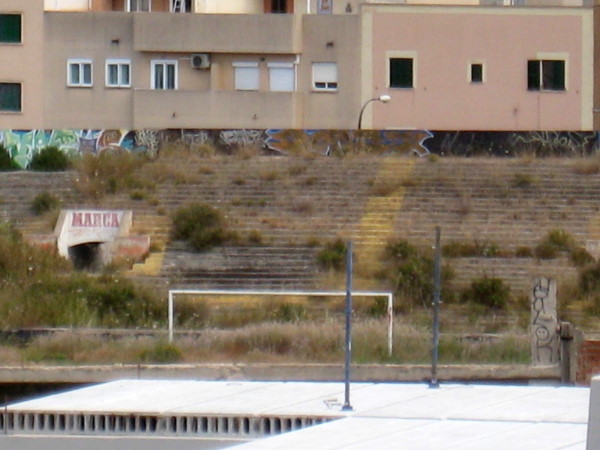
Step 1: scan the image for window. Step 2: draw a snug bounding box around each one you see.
[268,63,295,92]
[389,58,413,88]
[151,60,177,90]
[470,63,483,83]
[0,14,21,43]
[233,62,259,91]
[0,83,21,112]
[127,0,151,11]
[68,59,93,87]
[270,0,287,13]
[171,0,192,12]
[528,59,565,91]
[106,60,131,88]
[312,62,337,91]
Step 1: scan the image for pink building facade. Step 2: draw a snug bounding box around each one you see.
[362,5,594,131]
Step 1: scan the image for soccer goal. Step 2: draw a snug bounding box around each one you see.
[168,289,395,356]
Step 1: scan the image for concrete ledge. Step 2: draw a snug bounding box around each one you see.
[0,363,561,384]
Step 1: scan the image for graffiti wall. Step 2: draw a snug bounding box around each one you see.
[531,277,559,366]
[1,129,599,168]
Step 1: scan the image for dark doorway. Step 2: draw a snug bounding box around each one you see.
[68,242,103,271]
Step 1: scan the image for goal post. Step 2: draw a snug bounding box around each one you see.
[168,289,394,356]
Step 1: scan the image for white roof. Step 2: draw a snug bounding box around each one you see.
[8,380,590,449]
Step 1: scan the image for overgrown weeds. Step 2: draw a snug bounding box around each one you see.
[74,151,147,199]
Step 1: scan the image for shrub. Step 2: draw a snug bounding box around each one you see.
[138,340,182,363]
[512,173,536,188]
[442,241,500,258]
[571,247,595,268]
[579,262,600,295]
[515,246,533,258]
[535,229,576,260]
[275,303,307,322]
[316,238,347,270]
[31,191,60,215]
[534,242,559,260]
[0,144,18,171]
[461,276,510,310]
[29,146,70,171]
[171,203,229,251]
[383,238,454,307]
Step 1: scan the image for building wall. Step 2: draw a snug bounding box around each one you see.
[300,15,361,128]
[364,6,593,131]
[0,0,45,129]
[43,12,135,128]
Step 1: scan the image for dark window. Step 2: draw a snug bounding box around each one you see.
[0,14,21,43]
[389,58,413,88]
[471,63,483,83]
[0,83,21,112]
[527,59,565,91]
[272,0,287,13]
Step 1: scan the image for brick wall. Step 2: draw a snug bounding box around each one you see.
[577,340,600,385]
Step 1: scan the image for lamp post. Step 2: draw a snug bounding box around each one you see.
[357,94,391,130]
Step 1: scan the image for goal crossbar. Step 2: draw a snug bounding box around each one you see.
[168,289,394,356]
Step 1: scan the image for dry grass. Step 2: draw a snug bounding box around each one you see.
[11,317,530,366]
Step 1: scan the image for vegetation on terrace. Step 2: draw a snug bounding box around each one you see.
[2,143,600,365]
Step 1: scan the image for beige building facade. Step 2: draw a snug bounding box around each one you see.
[2,0,600,131]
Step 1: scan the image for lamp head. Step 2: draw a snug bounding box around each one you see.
[379,94,391,103]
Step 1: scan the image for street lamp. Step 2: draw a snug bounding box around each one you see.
[357,94,391,130]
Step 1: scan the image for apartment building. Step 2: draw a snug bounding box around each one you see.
[1,0,599,131]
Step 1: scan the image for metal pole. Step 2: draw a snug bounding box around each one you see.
[387,293,393,357]
[430,226,441,388]
[168,291,174,343]
[357,99,376,130]
[342,241,353,411]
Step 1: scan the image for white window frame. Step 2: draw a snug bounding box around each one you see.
[312,62,337,92]
[233,62,260,91]
[268,62,295,92]
[127,0,151,12]
[105,59,131,88]
[151,60,178,90]
[67,59,93,88]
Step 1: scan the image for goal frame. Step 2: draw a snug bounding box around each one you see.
[168,289,394,356]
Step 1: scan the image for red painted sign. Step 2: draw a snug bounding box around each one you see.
[71,212,120,228]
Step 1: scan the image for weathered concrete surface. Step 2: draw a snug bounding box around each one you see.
[0,363,561,384]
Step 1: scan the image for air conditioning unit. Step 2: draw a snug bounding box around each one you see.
[191,53,210,69]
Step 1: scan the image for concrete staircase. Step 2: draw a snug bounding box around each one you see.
[353,158,415,270]
[5,156,600,301]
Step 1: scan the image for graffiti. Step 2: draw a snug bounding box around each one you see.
[2,129,600,168]
[508,131,599,157]
[134,130,160,158]
[220,129,265,147]
[425,131,600,157]
[264,129,432,156]
[531,277,559,365]
[0,129,155,168]
[181,130,210,147]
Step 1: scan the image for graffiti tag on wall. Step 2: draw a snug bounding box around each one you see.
[531,277,559,365]
[2,129,599,168]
